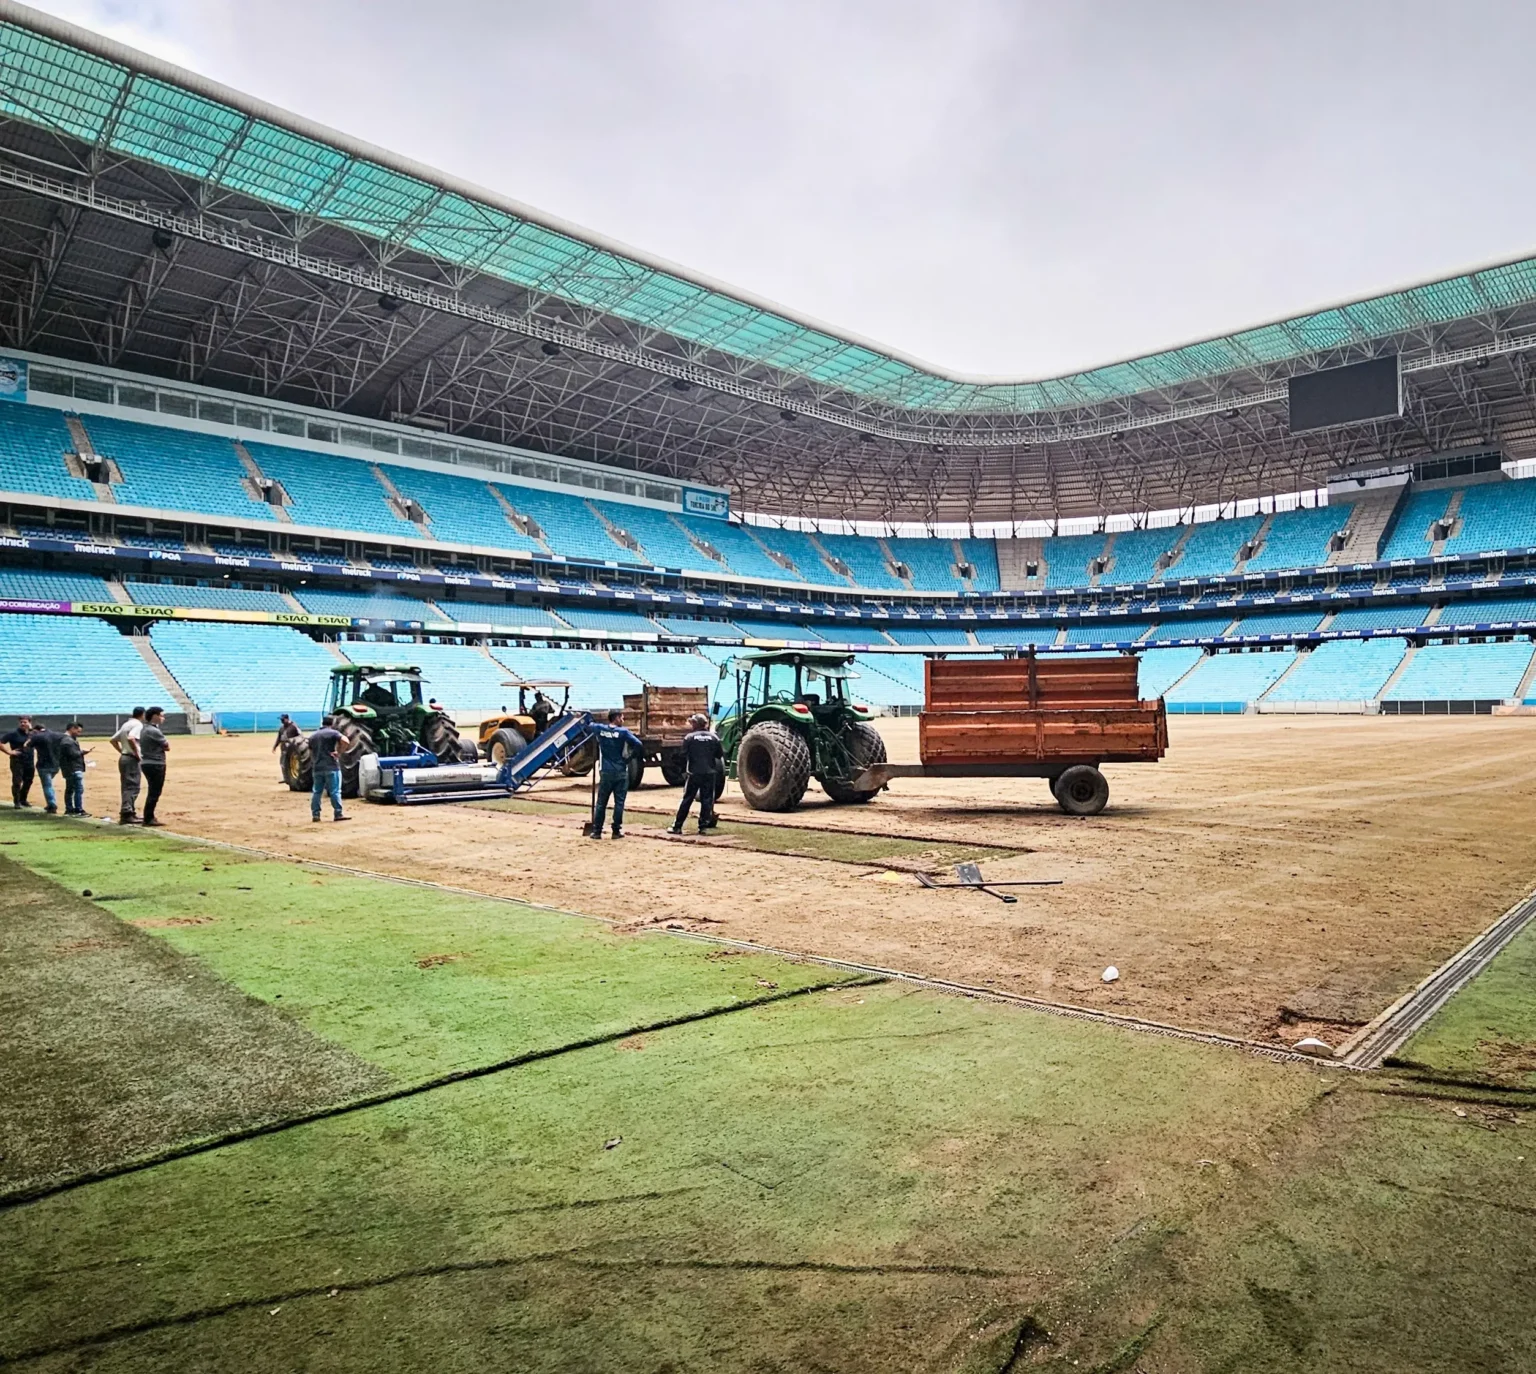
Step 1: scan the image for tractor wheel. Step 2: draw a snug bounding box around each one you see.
[337,719,374,800]
[820,722,887,804]
[282,741,312,792]
[458,739,479,763]
[488,727,527,766]
[736,721,812,812]
[559,739,597,777]
[421,713,464,764]
[713,770,727,801]
[1054,764,1109,817]
[659,750,687,786]
[627,754,646,791]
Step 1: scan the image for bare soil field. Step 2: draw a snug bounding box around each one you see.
[109,714,1536,1044]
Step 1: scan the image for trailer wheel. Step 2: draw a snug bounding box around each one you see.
[1054,764,1109,817]
[659,750,687,786]
[558,739,597,777]
[627,754,646,790]
[736,721,811,811]
[487,727,527,766]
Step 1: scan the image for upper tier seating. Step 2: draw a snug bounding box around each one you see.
[747,526,837,583]
[494,487,627,563]
[84,415,272,522]
[1327,603,1427,630]
[653,615,744,640]
[959,539,1001,592]
[815,534,905,591]
[148,621,337,714]
[1435,595,1536,627]
[1103,528,1179,583]
[591,501,700,570]
[1230,611,1325,635]
[1378,489,1454,561]
[487,645,644,708]
[885,537,965,593]
[1042,533,1106,589]
[1384,640,1536,701]
[1144,614,1239,640]
[0,613,166,712]
[1171,514,1264,577]
[383,465,542,553]
[0,567,116,602]
[244,443,407,539]
[0,405,95,502]
[607,650,718,688]
[340,640,515,710]
[1441,480,1536,556]
[124,580,293,613]
[1263,638,1406,702]
[553,606,663,635]
[1164,648,1297,704]
[1244,506,1347,572]
[674,518,801,582]
[292,588,438,620]
[1063,619,1154,644]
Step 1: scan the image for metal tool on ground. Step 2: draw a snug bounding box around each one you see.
[358,710,595,804]
[915,861,1064,904]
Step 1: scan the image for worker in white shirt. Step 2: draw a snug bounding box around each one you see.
[110,706,145,825]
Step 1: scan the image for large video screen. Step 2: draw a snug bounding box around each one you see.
[1288,355,1401,433]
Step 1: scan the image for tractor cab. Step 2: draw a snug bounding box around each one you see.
[723,650,872,730]
[477,680,574,765]
[325,665,427,721]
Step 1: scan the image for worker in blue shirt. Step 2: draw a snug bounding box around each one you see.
[588,708,643,840]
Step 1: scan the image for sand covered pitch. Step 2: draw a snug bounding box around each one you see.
[106,714,1536,1044]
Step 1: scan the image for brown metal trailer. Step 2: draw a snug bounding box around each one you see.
[855,652,1167,815]
[623,685,712,786]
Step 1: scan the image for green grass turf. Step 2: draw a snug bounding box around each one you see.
[3,817,1534,1372]
[482,796,1014,867]
[1395,921,1536,1088]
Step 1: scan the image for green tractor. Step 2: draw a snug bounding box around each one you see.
[717,649,887,811]
[282,664,477,797]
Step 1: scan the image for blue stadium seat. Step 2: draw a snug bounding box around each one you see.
[1378,489,1454,561]
[383,465,543,552]
[0,612,166,712]
[1143,614,1238,641]
[607,650,718,688]
[553,606,663,635]
[1244,506,1347,572]
[1103,528,1180,583]
[1384,640,1536,701]
[748,526,842,584]
[675,517,802,582]
[885,537,964,592]
[434,601,563,628]
[959,539,1001,592]
[148,621,338,715]
[0,568,116,602]
[850,654,925,707]
[243,443,407,539]
[653,615,745,640]
[886,626,971,646]
[84,415,273,522]
[487,645,644,709]
[591,501,701,570]
[1062,619,1154,644]
[1136,647,1203,698]
[1435,596,1536,627]
[1441,481,1536,556]
[339,640,517,711]
[0,405,97,501]
[732,618,826,640]
[1170,515,1264,578]
[1230,611,1325,636]
[1263,639,1406,702]
[973,624,1057,646]
[815,533,905,590]
[292,588,437,620]
[496,485,631,563]
[1327,604,1427,631]
[1042,533,1106,588]
[124,580,294,613]
[1164,649,1297,705]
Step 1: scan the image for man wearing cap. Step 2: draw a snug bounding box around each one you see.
[669,714,724,836]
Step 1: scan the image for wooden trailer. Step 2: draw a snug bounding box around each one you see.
[622,684,712,786]
[854,652,1167,815]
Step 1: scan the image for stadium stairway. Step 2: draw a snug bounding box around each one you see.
[1374,643,1420,702]
[62,415,117,503]
[1429,487,1467,556]
[129,633,203,725]
[1328,485,1405,564]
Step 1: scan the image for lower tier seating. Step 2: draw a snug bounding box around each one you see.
[0,613,166,713]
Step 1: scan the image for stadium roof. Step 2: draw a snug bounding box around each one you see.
[3,0,1536,524]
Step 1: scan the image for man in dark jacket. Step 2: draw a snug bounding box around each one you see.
[27,721,62,814]
[59,722,91,816]
[307,719,350,823]
[271,714,300,752]
[588,709,643,840]
[138,707,170,827]
[2,714,34,808]
[669,714,724,836]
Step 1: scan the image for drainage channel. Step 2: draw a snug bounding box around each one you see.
[1337,885,1536,1069]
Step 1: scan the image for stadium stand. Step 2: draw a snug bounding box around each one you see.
[1440,479,1536,555]
[383,465,543,553]
[1230,610,1326,635]
[148,621,337,718]
[1136,646,1204,698]
[1063,619,1154,644]
[1145,615,1238,640]
[488,645,644,708]
[493,486,628,562]
[434,601,564,628]
[851,655,925,707]
[959,539,1001,591]
[1042,533,1105,588]
[0,404,96,501]
[676,518,800,582]
[1378,489,1453,560]
[732,618,825,640]
[1164,649,1297,707]
[339,640,515,710]
[885,537,965,592]
[552,606,663,635]
[291,588,437,620]
[1103,527,1178,583]
[1171,514,1264,577]
[1383,640,1536,702]
[1244,506,1346,572]
[83,415,271,522]
[1436,595,1536,626]
[0,613,167,713]
[652,615,745,640]
[887,626,971,646]
[1262,639,1406,703]
[244,443,407,539]
[591,500,700,570]
[815,533,904,590]
[0,567,116,602]
[608,650,718,688]
[1328,604,1428,631]
[123,580,294,613]
[973,624,1057,646]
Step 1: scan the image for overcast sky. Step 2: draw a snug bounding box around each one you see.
[26,0,1536,378]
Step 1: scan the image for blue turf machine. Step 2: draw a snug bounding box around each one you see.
[357,710,596,805]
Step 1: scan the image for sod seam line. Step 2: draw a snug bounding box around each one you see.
[1335,884,1536,1069]
[75,824,1360,1071]
[0,974,882,1214]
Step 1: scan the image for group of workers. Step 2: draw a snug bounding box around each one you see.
[2,706,171,823]
[587,709,722,839]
